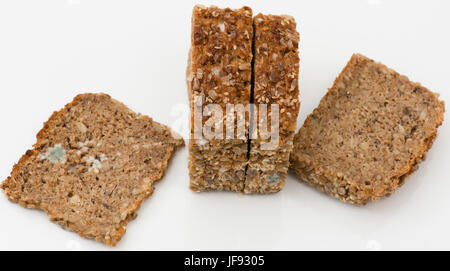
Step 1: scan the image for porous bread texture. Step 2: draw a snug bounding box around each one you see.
[245,13,300,194]
[1,93,184,245]
[290,54,445,205]
[187,5,253,192]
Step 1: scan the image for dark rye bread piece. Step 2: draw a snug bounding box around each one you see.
[290,54,444,205]
[245,14,300,194]
[187,5,253,192]
[1,93,184,245]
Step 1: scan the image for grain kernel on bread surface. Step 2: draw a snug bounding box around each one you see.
[1,93,184,245]
[290,54,444,205]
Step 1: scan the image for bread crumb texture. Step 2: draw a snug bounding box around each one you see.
[1,93,184,245]
[290,54,445,205]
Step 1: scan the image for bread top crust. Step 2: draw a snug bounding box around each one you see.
[188,5,253,135]
[253,13,300,138]
[292,54,444,193]
[1,93,184,245]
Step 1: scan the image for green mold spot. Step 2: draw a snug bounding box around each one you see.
[48,144,66,163]
[268,174,279,183]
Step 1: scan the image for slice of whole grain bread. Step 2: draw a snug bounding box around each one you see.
[290,54,445,205]
[245,13,300,194]
[1,93,184,245]
[187,5,253,192]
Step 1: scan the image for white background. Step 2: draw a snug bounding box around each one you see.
[0,0,449,251]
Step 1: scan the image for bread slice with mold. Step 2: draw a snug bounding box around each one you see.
[1,93,184,245]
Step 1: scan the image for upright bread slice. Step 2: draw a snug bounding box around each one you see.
[290,54,444,205]
[1,93,184,245]
[245,14,300,194]
[187,5,253,192]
